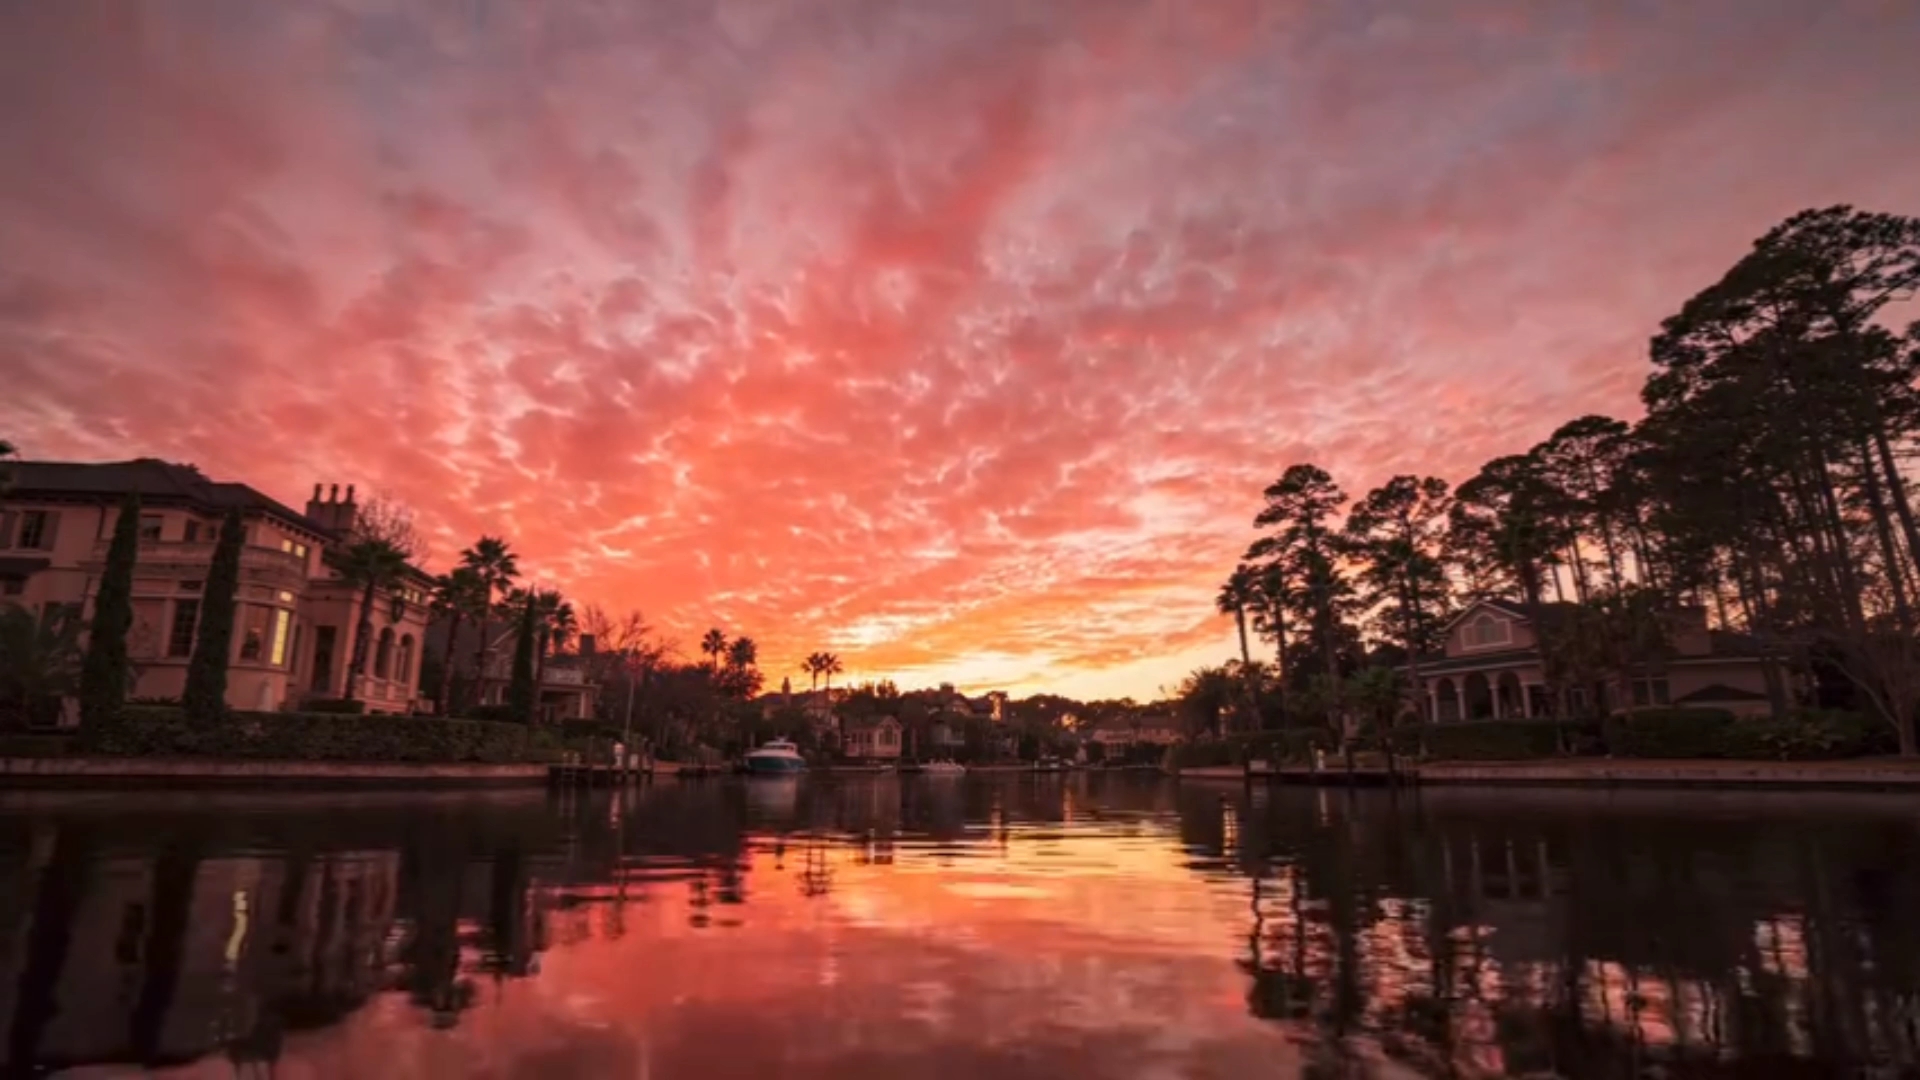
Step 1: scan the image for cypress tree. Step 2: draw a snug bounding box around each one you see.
[507,592,537,723]
[80,492,140,724]
[183,510,244,720]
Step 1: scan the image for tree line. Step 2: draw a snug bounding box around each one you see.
[1202,206,1920,749]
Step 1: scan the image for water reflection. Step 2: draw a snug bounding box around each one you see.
[2,780,1919,1077]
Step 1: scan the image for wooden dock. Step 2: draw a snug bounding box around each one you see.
[547,761,655,787]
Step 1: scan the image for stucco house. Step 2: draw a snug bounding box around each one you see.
[436,622,599,723]
[0,459,431,715]
[1083,713,1183,749]
[1417,598,1778,721]
[842,715,902,760]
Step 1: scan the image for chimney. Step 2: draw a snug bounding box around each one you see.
[578,634,596,657]
[307,481,358,534]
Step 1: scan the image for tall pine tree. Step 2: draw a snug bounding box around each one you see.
[80,492,140,723]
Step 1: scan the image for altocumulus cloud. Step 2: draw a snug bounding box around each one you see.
[1,0,1917,697]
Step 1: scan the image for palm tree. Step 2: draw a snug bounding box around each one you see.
[528,589,574,690]
[328,538,411,701]
[700,628,728,669]
[802,653,827,691]
[430,567,485,715]
[819,652,843,694]
[726,636,757,670]
[0,603,83,727]
[459,536,518,693]
[1217,565,1261,728]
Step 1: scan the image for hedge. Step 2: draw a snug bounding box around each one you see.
[77,706,562,764]
[1386,719,1601,761]
[1702,709,1894,761]
[1601,708,1739,759]
[0,733,73,758]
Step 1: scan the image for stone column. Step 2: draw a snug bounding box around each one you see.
[1491,679,1505,720]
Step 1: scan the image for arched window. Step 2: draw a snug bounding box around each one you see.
[1464,613,1511,649]
[398,635,415,688]
[375,627,395,679]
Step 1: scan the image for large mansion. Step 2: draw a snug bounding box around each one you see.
[1418,598,1778,722]
[1,459,432,714]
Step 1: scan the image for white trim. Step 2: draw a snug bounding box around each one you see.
[1437,597,1531,636]
[1459,611,1515,651]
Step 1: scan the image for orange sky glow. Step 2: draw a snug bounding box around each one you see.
[3,1,1918,699]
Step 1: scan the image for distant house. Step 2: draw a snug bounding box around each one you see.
[753,683,841,741]
[1417,598,1778,721]
[428,620,599,723]
[842,715,902,760]
[1084,713,1182,749]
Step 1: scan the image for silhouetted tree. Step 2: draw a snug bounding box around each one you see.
[183,510,244,719]
[80,492,139,723]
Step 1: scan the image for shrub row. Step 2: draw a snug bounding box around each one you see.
[1390,708,1893,762]
[1386,719,1601,761]
[77,706,562,764]
[0,733,74,758]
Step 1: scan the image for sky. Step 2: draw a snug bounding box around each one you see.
[2,0,1918,701]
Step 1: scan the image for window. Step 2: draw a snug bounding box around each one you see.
[17,510,57,551]
[397,635,414,686]
[167,600,199,658]
[374,627,395,679]
[138,515,164,542]
[239,604,271,661]
[1463,614,1512,649]
[1631,677,1671,708]
[270,609,292,667]
[183,521,201,543]
[279,539,309,559]
[277,590,294,604]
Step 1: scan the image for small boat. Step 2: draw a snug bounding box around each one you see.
[1033,757,1065,773]
[743,738,808,775]
[921,760,967,776]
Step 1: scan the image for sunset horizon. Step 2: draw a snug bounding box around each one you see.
[5,0,1918,702]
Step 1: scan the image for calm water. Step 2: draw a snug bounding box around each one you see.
[4,779,1920,1079]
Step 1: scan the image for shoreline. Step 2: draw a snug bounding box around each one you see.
[0,755,555,788]
[1175,758,1920,791]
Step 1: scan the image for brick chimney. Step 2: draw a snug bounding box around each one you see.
[304,482,360,535]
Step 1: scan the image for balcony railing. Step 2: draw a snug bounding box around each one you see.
[90,539,309,584]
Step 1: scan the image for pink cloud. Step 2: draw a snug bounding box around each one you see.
[2,0,1917,697]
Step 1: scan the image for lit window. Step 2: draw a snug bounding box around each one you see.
[277,590,294,603]
[270,609,292,666]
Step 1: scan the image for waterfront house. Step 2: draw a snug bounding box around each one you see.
[0,460,430,715]
[1083,713,1182,750]
[842,715,903,761]
[1416,598,1777,721]
[427,620,601,723]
